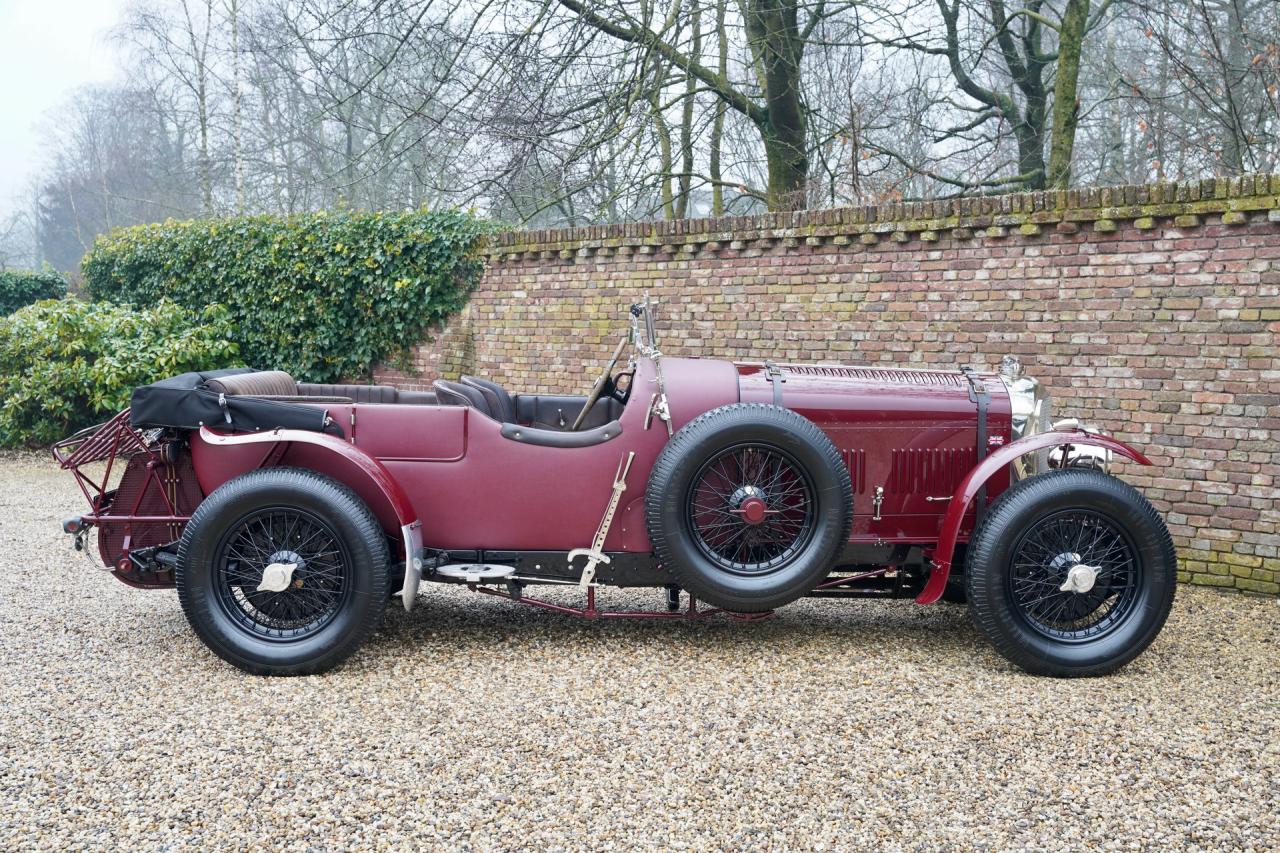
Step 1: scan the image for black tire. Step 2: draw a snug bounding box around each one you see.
[965,468,1176,677]
[645,403,852,612]
[176,467,390,675]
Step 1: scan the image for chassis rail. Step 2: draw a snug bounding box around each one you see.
[461,566,897,621]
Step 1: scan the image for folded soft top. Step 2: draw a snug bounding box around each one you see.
[129,368,339,435]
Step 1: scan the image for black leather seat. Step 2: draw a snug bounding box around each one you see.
[462,376,516,422]
[433,379,494,419]
[297,382,399,404]
[202,369,438,405]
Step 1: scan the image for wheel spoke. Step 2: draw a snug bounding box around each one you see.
[686,443,816,575]
[215,507,349,639]
[1006,509,1140,641]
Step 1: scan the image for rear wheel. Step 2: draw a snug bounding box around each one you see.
[965,469,1176,677]
[645,404,852,612]
[176,467,390,675]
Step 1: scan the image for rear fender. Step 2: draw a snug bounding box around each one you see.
[917,430,1153,605]
[197,427,424,610]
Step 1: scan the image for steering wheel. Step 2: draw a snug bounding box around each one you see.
[571,336,628,431]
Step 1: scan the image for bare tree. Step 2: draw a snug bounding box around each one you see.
[868,0,1117,191]
[15,0,1280,269]
[121,0,222,212]
[544,0,860,209]
[1126,0,1280,175]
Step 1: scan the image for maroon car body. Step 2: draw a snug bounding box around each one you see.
[55,299,1174,677]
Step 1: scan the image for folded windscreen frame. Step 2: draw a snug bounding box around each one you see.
[129,368,341,435]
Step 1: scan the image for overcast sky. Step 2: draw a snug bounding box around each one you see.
[0,0,129,219]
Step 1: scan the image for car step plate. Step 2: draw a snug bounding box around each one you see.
[434,563,516,583]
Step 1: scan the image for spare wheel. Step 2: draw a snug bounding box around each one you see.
[645,403,852,612]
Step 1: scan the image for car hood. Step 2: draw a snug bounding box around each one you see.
[735,361,1007,425]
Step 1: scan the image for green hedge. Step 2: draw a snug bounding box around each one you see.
[0,268,66,315]
[82,208,491,383]
[0,299,239,447]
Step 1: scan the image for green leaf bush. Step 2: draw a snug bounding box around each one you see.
[0,299,239,447]
[82,208,491,383]
[0,268,67,315]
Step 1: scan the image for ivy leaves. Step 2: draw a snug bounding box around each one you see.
[81,208,491,383]
[0,269,67,315]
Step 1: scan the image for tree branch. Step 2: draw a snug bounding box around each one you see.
[555,0,767,124]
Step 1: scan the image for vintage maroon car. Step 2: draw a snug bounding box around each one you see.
[56,299,1175,677]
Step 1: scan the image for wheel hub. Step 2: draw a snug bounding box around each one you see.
[728,486,770,526]
[738,496,768,525]
[1059,562,1102,594]
[257,550,304,593]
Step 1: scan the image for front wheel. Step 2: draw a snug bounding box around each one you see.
[965,469,1176,677]
[176,467,390,675]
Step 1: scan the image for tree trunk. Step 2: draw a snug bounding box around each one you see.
[745,0,808,209]
[1046,0,1089,188]
[1098,7,1126,184]
[182,0,214,214]
[760,127,808,208]
[1221,0,1249,173]
[675,8,701,219]
[196,75,213,213]
[651,87,675,218]
[710,0,728,215]
[229,0,246,212]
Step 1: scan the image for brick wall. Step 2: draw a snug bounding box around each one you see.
[376,175,1280,594]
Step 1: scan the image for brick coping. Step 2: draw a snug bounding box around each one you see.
[487,174,1280,260]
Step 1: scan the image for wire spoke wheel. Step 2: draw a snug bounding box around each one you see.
[964,469,1176,677]
[178,468,389,675]
[648,404,851,613]
[686,442,816,576]
[1007,508,1142,642]
[213,507,352,641]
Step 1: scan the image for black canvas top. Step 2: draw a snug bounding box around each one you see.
[129,368,341,435]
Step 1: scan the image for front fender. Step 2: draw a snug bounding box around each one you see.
[198,427,425,611]
[917,429,1153,605]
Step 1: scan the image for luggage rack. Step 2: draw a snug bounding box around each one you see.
[52,411,193,582]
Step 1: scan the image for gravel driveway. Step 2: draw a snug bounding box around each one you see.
[1,451,1276,851]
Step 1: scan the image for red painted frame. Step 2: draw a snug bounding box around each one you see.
[52,412,191,580]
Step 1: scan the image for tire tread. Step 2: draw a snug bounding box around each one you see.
[176,467,390,676]
[965,468,1176,677]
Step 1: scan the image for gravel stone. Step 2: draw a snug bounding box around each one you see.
[1,451,1276,850]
